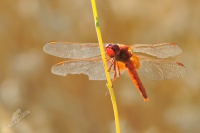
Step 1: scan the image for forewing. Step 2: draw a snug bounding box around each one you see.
[137,55,186,80]
[51,56,116,80]
[132,43,182,58]
[43,42,105,59]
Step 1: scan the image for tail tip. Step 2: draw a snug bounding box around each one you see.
[144,97,149,102]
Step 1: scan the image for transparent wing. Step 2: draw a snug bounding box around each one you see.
[137,55,186,80]
[132,43,182,58]
[51,56,125,80]
[43,42,106,59]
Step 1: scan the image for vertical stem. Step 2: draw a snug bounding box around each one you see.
[91,1,120,133]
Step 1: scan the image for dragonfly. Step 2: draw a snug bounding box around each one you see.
[43,42,186,101]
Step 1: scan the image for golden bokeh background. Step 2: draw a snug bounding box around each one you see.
[1,0,200,133]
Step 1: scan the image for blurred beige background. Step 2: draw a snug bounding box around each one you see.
[0,0,200,133]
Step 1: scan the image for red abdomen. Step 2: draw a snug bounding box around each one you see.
[125,60,148,101]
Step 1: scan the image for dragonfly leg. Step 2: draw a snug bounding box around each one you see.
[113,59,117,78]
[108,58,115,72]
[116,61,121,77]
[107,58,119,82]
[111,59,120,82]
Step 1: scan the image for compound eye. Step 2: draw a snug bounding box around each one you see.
[105,43,120,58]
[112,44,120,55]
[105,43,113,49]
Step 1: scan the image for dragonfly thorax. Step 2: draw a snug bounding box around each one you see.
[115,44,133,63]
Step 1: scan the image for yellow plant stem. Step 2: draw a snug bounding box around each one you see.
[91,1,120,133]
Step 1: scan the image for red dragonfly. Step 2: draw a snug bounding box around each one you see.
[43,42,186,101]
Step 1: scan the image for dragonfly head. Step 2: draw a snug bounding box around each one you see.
[105,43,120,58]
